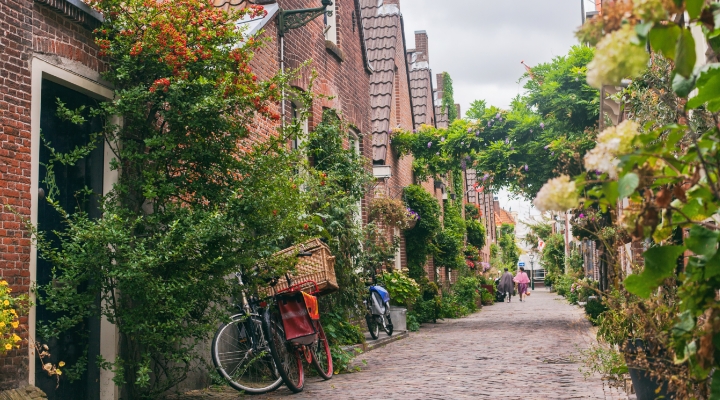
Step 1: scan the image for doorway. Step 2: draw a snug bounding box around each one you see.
[35,79,104,400]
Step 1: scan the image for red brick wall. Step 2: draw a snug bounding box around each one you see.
[249,0,373,223]
[0,0,104,389]
[1,0,34,389]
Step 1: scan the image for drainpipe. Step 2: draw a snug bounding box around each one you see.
[280,35,285,130]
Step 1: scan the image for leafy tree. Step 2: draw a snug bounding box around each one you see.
[465,99,487,120]
[497,223,520,268]
[392,46,598,199]
[471,46,599,199]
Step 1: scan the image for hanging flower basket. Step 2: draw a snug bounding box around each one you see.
[405,208,419,230]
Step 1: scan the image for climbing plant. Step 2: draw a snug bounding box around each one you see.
[441,72,457,122]
[403,185,442,281]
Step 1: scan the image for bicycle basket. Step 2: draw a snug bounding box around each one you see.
[268,238,338,296]
[278,293,318,345]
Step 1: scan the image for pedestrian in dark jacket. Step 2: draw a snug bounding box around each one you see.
[498,268,514,303]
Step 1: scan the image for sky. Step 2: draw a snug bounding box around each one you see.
[401,0,596,111]
[399,0,597,267]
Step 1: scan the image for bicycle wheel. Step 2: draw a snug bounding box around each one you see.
[263,310,304,393]
[310,322,333,380]
[383,315,394,336]
[366,314,379,340]
[212,314,283,394]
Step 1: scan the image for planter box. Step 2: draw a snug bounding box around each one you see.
[389,306,407,332]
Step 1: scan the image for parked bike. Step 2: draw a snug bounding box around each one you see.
[263,277,333,393]
[213,242,336,394]
[211,272,282,394]
[364,279,393,340]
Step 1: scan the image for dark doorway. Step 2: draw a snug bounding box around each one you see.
[36,79,104,400]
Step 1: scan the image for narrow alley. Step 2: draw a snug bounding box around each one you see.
[180,292,626,400]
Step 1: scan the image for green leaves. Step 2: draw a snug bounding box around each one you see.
[686,64,720,111]
[649,25,681,60]
[675,29,697,78]
[624,245,685,298]
[686,225,719,258]
[686,0,705,20]
[618,173,639,199]
[672,72,696,97]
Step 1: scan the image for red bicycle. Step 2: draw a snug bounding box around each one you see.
[262,278,333,393]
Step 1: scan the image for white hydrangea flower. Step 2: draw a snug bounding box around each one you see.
[587,25,649,89]
[533,175,580,212]
[633,0,668,22]
[584,120,640,177]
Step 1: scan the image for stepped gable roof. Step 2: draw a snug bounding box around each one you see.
[495,208,516,226]
[407,52,434,130]
[360,0,403,163]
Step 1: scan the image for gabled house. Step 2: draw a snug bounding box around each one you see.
[406,30,436,131]
[359,0,415,270]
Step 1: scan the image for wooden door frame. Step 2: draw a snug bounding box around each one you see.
[29,57,118,400]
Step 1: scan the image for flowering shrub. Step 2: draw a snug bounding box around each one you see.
[586,25,649,89]
[0,280,26,354]
[33,0,316,396]
[583,120,640,178]
[533,175,579,212]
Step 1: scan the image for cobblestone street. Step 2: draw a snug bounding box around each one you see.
[179,291,627,400]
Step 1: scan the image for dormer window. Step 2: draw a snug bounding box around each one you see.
[324,2,337,44]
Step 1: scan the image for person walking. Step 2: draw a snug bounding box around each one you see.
[513,267,531,302]
[498,268,515,303]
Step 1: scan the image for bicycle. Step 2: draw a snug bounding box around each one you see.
[262,277,333,393]
[363,275,393,340]
[211,272,282,395]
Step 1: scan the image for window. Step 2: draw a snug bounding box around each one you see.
[350,128,362,225]
[394,227,402,270]
[291,102,308,151]
[324,2,337,44]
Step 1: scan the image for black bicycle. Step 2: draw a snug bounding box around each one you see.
[211,272,282,394]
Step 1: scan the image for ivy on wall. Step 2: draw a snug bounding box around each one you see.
[403,185,441,281]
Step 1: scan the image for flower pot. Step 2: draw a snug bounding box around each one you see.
[625,339,675,400]
[406,218,418,230]
[389,306,407,332]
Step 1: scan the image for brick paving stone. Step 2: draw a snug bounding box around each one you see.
[174,291,628,400]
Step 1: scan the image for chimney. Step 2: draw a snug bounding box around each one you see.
[414,30,429,63]
[455,104,461,119]
[384,0,400,5]
[595,0,602,13]
[435,73,444,94]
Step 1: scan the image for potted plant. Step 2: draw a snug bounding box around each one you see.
[377,271,421,332]
[596,290,681,399]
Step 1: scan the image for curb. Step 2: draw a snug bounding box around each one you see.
[341,331,409,354]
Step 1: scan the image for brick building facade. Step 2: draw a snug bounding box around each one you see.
[359,0,415,270]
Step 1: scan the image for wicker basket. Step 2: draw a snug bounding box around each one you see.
[267,238,338,296]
